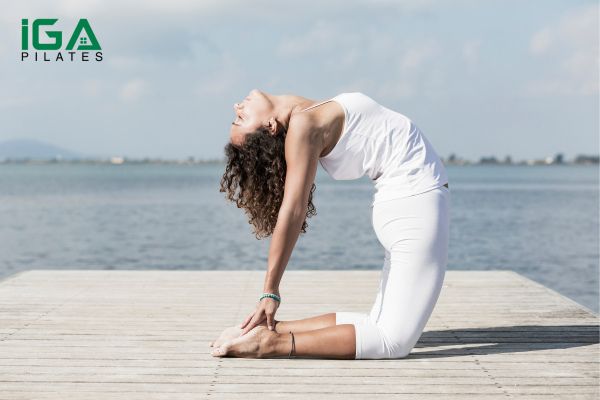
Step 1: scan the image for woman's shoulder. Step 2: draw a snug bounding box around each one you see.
[287,111,318,139]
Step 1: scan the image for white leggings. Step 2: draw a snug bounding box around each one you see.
[336,185,450,359]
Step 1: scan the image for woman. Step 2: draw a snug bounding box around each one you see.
[211,89,450,359]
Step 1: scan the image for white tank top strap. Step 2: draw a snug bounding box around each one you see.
[300,97,336,112]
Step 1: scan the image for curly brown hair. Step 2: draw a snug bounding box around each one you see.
[220,126,317,239]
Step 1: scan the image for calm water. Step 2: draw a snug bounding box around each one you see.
[0,163,598,313]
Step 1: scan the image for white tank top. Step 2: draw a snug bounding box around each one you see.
[301,92,448,206]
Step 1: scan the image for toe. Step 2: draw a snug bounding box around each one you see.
[211,345,227,357]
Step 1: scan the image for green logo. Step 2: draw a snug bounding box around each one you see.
[21,18,103,62]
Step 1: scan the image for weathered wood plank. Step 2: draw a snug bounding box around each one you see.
[0,269,597,399]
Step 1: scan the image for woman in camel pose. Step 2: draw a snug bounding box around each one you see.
[211,89,450,359]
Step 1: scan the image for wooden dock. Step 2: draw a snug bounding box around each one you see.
[0,269,598,399]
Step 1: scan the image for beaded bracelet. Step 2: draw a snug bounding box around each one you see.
[288,331,296,358]
[259,293,281,302]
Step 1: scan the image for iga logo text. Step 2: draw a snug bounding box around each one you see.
[21,18,103,62]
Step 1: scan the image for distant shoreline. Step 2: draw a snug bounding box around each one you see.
[1,139,598,166]
[0,158,597,166]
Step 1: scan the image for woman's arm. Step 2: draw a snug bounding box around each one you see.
[239,115,323,335]
[263,115,321,294]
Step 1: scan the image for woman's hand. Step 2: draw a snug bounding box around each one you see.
[239,296,280,335]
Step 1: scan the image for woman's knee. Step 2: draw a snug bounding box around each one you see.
[382,329,418,359]
[357,320,418,359]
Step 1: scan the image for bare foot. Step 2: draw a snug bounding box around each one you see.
[209,326,243,348]
[211,325,281,358]
[209,320,278,348]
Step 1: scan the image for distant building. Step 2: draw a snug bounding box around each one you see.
[527,158,549,165]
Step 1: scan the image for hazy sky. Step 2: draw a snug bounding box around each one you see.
[1,0,598,160]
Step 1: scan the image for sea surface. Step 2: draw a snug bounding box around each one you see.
[0,163,598,313]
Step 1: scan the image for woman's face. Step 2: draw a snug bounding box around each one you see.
[230,89,274,146]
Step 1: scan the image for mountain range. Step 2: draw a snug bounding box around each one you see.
[0,139,84,160]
